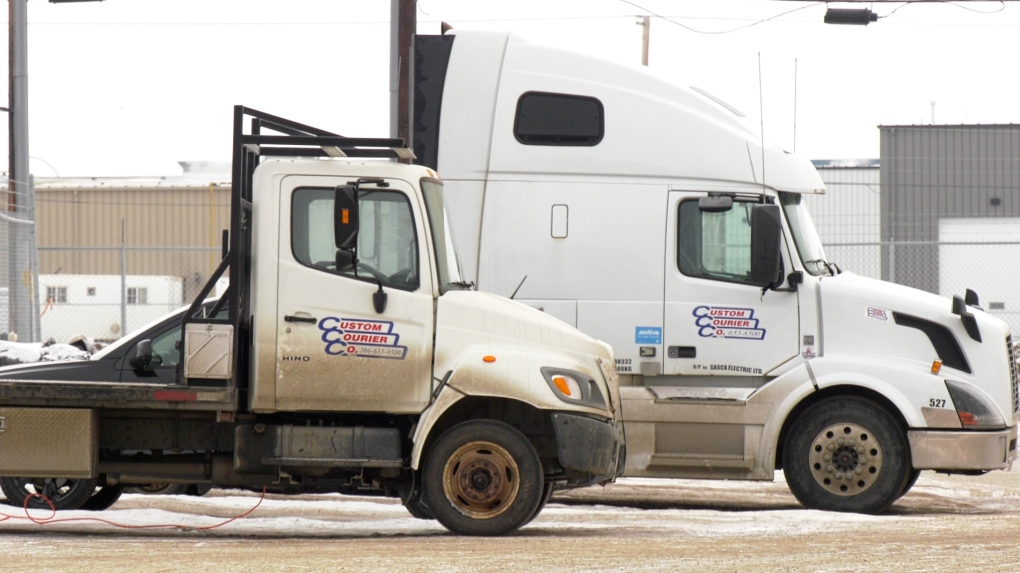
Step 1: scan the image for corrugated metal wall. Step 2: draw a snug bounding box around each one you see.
[36,183,231,305]
[806,165,881,278]
[880,125,1020,292]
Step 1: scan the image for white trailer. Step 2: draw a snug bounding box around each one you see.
[38,274,184,342]
[413,30,1019,513]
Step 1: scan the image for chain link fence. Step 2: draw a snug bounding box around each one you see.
[2,167,230,345]
[2,145,1018,343]
[811,160,1020,334]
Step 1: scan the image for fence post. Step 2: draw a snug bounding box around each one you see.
[120,218,127,339]
[28,174,39,341]
[888,237,896,284]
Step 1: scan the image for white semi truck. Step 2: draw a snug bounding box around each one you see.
[0,107,624,536]
[412,30,1019,513]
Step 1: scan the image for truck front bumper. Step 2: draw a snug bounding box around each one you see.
[909,424,1018,470]
[550,412,623,486]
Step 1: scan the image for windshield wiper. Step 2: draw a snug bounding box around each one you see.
[448,280,476,291]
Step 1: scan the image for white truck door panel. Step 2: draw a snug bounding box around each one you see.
[275,176,434,413]
[577,301,666,377]
[663,191,799,379]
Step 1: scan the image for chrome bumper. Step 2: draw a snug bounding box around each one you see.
[909,425,1018,471]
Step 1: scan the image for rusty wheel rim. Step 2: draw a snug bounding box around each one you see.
[441,440,520,520]
[807,422,883,497]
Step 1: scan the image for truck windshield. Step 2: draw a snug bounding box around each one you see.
[421,178,469,293]
[779,192,831,276]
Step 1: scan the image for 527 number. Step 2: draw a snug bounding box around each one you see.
[929,398,946,408]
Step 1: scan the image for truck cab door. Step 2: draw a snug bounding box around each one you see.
[274,176,435,413]
[662,191,799,382]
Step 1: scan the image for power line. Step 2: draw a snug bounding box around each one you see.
[616,0,824,34]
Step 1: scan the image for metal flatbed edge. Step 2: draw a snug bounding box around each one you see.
[0,379,236,411]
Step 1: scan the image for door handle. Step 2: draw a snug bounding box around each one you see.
[284,315,317,324]
[668,346,697,358]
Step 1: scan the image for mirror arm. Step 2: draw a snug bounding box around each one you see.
[769,271,803,294]
[373,281,388,314]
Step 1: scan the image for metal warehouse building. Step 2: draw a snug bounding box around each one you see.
[29,162,230,341]
[810,125,1020,331]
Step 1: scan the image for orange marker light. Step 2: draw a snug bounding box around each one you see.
[931,360,942,375]
[552,375,573,397]
[341,209,350,224]
[483,355,496,363]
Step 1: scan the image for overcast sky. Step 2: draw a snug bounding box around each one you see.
[2,0,1019,177]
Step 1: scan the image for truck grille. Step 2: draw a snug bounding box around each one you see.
[1008,335,1019,415]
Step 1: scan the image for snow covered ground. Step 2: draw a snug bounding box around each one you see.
[1,471,1019,572]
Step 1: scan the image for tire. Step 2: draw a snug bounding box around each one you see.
[898,469,922,499]
[0,477,99,510]
[522,480,554,527]
[423,420,544,536]
[124,483,191,495]
[187,484,213,497]
[81,484,124,511]
[400,482,436,520]
[783,396,910,514]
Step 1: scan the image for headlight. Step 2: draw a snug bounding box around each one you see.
[541,367,607,409]
[945,380,1006,430]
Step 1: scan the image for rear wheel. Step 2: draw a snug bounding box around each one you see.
[0,477,99,510]
[783,397,910,514]
[124,483,210,495]
[81,484,124,511]
[423,420,543,535]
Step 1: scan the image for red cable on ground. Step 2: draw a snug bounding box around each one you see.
[0,487,267,531]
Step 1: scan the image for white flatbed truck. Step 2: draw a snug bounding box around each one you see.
[0,106,624,535]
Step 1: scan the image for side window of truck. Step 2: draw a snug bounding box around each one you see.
[677,199,756,285]
[291,187,420,291]
[514,91,604,146]
[149,326,181,367]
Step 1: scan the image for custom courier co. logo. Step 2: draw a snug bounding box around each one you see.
[693,306,766,340]
[318,317,408,359]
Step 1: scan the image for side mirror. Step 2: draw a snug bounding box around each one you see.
[334,185,359,249]
[335,250,356,272]
[750,204,783,287]
[130,339,154,370]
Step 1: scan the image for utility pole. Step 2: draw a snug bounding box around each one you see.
[638,16,650,66]
[8,0,35,341]
[390,0,416,154]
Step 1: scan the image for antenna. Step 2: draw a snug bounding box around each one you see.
[510,275,528,300]
[758,52,766,190]
[793,58,797,154]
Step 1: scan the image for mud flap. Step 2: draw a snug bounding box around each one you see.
[550,412,619,480]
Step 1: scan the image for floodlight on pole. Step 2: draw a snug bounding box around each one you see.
[824,8,879,25]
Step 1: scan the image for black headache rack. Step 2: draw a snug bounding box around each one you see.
[180,105,414,400]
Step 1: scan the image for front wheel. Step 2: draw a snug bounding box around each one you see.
[0,477,99,510]
[399,477,435,520]
[521,480,555,527]
[783,397,910,514]
[423,420,544,535]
